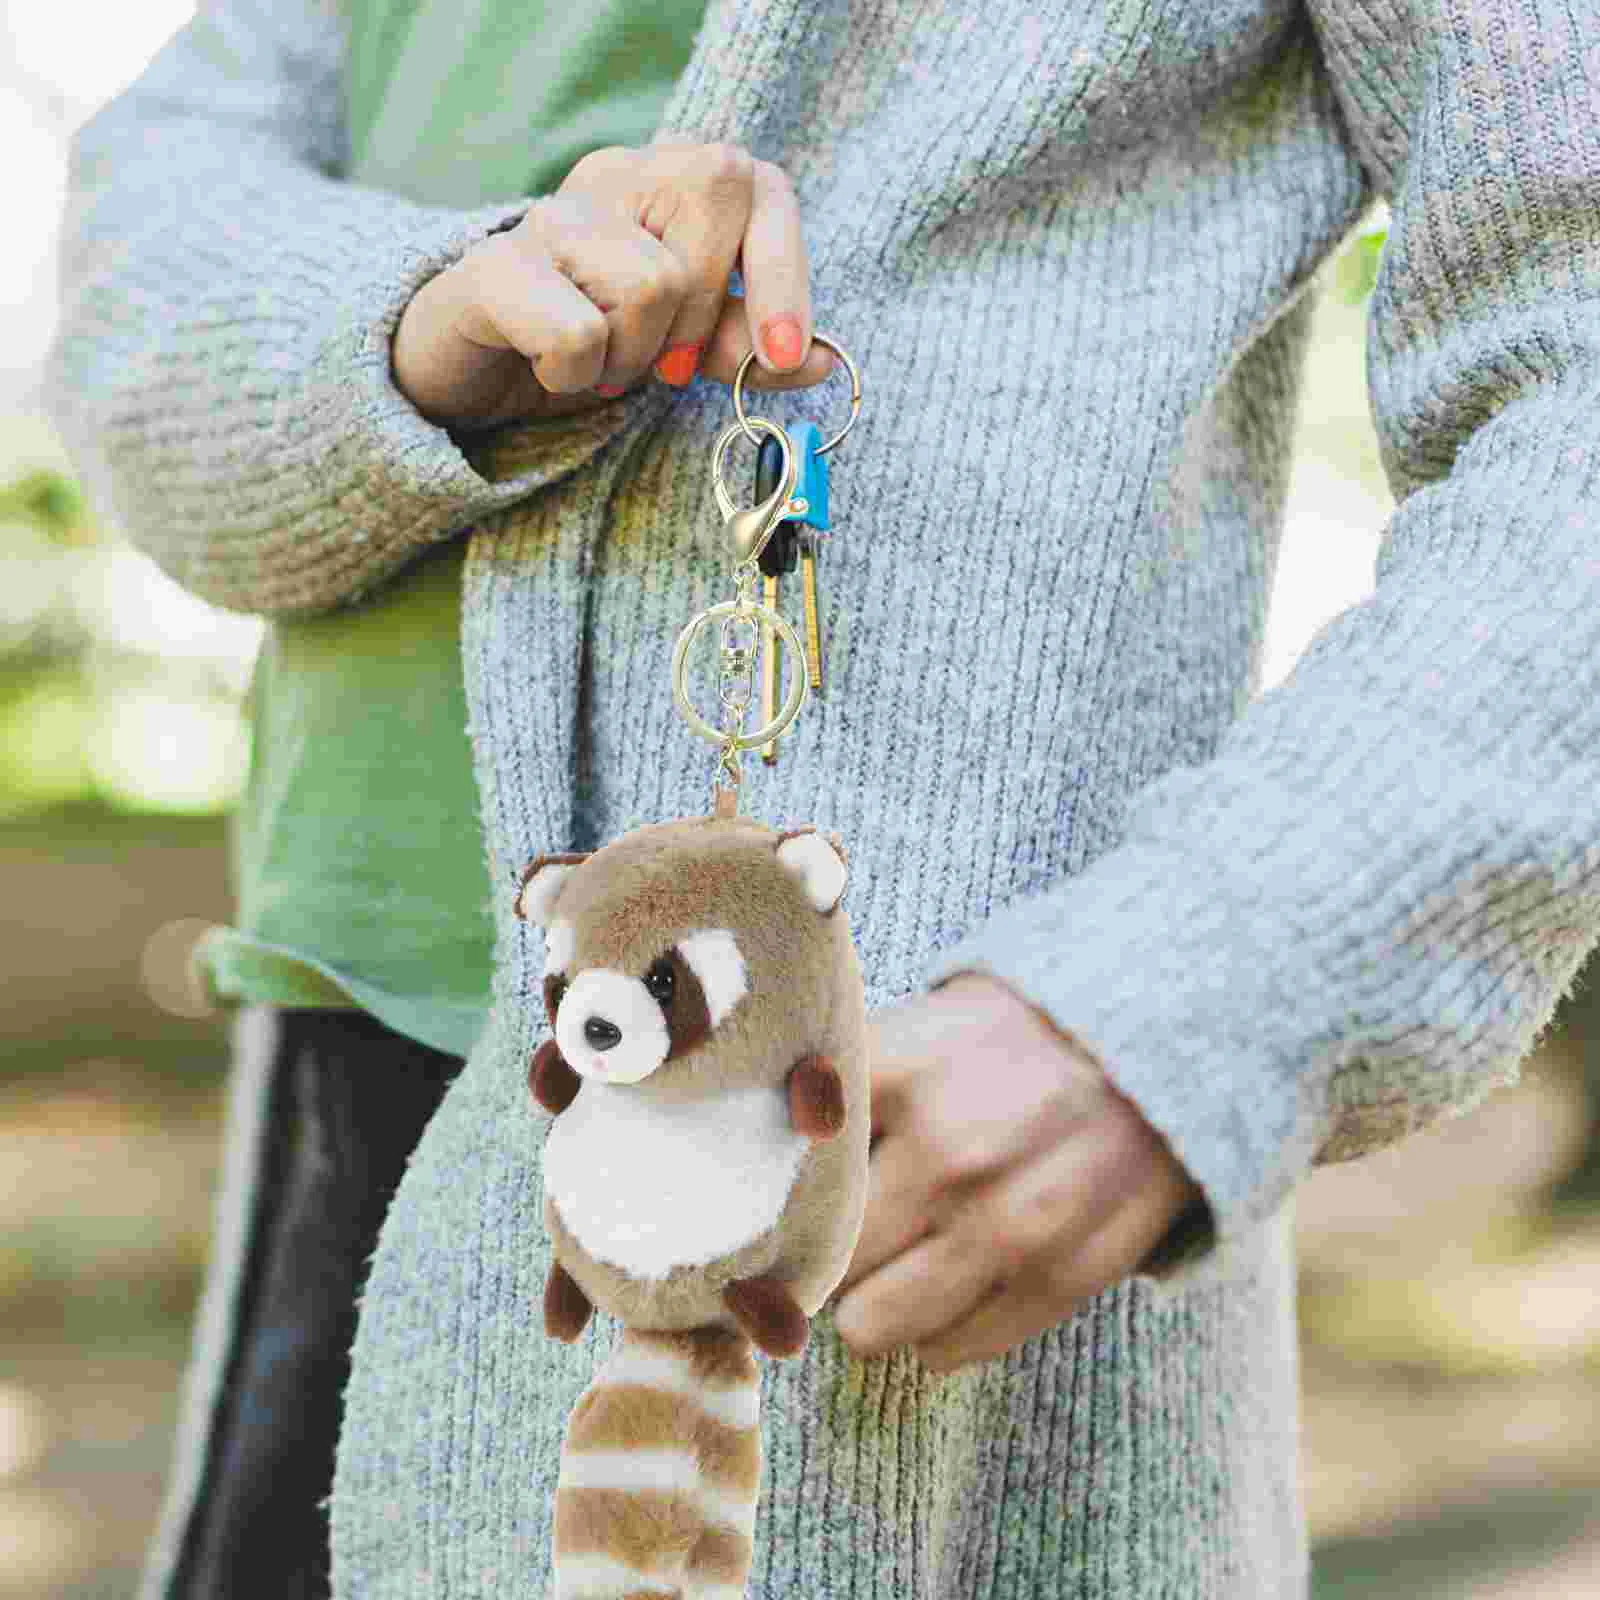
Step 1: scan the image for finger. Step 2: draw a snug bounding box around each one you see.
[914,1169,1196,1375]
[641,148,830,393]
[698,293,836,392]
[831,1131,938,1298]
[740,158,812,375]
[512,196,687,395]
[833,1220,992,1356]
[698,157,834,390]
[391,238,601,429]
[833,1127,1126,1356]
[448,219,614,400]
[866,1063,912,1145]
[862,999,956,1140]
[641,142,757,388]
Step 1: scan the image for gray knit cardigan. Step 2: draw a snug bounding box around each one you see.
[44,0,1600,1594]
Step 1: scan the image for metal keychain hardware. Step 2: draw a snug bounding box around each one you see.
[754,433,793,764]
[731,333,862,456]
[670,334,860,816]
[755,420,832,761]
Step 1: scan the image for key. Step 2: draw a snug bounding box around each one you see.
[787,420,829,695]
[754,434,797,765]
[800,533,822,693]
[761,572,781,764]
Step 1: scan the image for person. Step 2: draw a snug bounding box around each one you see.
[42,0,1600,1595]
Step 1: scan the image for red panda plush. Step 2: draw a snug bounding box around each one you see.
[513,813,871,1600]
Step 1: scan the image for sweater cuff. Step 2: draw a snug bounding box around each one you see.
[923,837,1331,1298]
[301,197,648,609]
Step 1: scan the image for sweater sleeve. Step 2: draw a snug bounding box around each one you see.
[40,0,635,617]
[924,0,1600,1292]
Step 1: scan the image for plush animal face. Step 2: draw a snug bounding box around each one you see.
[514,817,848,1089]
[538,925,745,1085]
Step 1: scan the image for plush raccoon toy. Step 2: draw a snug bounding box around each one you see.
[513,813,871,1600]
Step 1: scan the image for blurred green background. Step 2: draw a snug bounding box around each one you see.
[5,7,1600,1597]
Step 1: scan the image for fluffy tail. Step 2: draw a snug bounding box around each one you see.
[552,1326,762,1600]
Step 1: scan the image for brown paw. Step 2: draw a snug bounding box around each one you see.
[544,1260,593,1342]
[787,1054,845,1140]
[529,1038,581,1115]
[723,1274,808,1358]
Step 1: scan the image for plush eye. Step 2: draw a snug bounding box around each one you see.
[643,957,675,1007]
[543,975,568,1025]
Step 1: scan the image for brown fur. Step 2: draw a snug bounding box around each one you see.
[723,1275,809,1358]
[544,1260,594,1342]
[625,1327,758,1389]
[566,1386,762,1497]
[542,974,567,1030]
[529,1039,582,1115]
[776,826,849,897]
[516,851,591,920]
[787,1054,845,1139]
[555,1485,750,1592]
[554,1487,702,1569]
[657,946,714,1061]
[687,1524,752,1588]
[519,814,871,1342]
[524,817,866,1598]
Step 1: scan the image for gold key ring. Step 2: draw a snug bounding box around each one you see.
[732,333,861,454]
[672,600,809,750]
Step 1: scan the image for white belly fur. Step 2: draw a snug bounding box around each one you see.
[542,1080,809,1280]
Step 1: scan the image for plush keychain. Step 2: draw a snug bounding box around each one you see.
[516,341,869,1600]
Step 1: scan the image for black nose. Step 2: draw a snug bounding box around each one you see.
[583,1016,622,1051]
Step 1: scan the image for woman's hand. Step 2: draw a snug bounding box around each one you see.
[392,140,835,431]
[832,972,1204,1374]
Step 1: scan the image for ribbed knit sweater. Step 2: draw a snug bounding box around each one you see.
[44,0,1600,1594]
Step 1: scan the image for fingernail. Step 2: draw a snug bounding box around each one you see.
[653,341,703,387]
[761,315,804,369]
[593,383,625,398]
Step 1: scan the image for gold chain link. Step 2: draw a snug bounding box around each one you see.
[711,561,763,808]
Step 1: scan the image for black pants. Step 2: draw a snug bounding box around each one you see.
[160,1008,464,1600]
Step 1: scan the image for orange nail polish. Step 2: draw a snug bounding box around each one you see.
[761,316,803,369]
[654,342,704,387]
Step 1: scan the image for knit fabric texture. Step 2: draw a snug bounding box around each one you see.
[43,0,1600,1593]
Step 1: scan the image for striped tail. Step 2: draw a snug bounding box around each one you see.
[552,1325,762,1600]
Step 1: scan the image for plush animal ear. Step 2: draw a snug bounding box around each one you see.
[513,852,590,925]
[775,828,847,914]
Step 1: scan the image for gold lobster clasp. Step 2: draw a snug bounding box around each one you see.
[710,415,798,566]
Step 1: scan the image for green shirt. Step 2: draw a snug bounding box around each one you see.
[198,0,710,1056]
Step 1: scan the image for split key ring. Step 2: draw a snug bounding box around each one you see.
[731,332,861,455]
